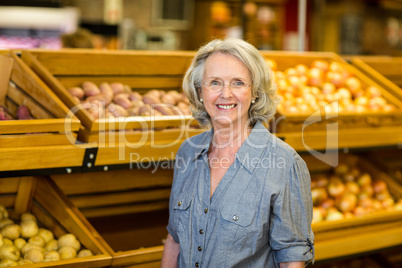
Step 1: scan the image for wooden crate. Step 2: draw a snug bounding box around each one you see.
[0,176,112,267]
[303,153,402,261]
[350,56,402,103]
[260,51,402,133]
[367,149,402,186]
[50,168,174,267]
[0,51,81,148]
[20,49,201,145]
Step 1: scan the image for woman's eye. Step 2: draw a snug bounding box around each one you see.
[232,81,245,87]
[210,81,221,86]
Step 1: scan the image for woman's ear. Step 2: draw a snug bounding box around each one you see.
[197,88,203,101]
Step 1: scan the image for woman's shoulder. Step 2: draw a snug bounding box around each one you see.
[177,129,211,156]
[266,134,305,165]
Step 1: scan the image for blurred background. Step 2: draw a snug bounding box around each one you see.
[0,0,402,55]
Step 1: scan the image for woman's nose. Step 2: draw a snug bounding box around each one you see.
[220,84,233,98]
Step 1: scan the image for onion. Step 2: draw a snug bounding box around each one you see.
[327,178,345,198]
[326,208,344,221]
[345,181,360,195]
[311,60,329,72]
[357,173,372,187]
[307,68,324,87]
[372,180,388,194]
[311,188,328,206]
[337,193,357,212]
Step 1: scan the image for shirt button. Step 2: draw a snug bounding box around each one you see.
[232,215,239,221]
[199,229,204,234]
[195,262,199,267]
[198,246,202,251]
[204,208,208,213]
[178,201,182,206]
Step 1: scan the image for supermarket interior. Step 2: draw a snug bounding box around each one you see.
[0,0,402,267]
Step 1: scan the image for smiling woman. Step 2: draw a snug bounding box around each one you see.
[161,38,315,268]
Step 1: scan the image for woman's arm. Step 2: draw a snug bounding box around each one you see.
[161,233,180,268]
[280,261,305,268]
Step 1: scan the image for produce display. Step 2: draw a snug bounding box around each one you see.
[68,82,191,119]
[0,105,33,120]
[311,160,402,224]
[266,59,397,114]
[0,206,93,266]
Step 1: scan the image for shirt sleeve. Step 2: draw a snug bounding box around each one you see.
[269,155,315,264]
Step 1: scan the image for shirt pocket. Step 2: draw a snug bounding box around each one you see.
[172,194,193,233]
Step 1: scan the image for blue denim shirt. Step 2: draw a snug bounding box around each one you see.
[167,121,314,267]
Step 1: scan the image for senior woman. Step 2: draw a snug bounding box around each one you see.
[161,38,314,268]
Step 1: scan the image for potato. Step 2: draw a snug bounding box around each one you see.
[142,94,161,105]
[77,249,93,258]
[44,251,60,262]
[144,89,161,99]
[20,220,38,238]
[13,238,26,250]
[28,235,45,247]
[0,219,13,229]
[99,82,114,105]
[85,94,107,104]
[0,245,20,261]
[132,100,144,108]
[167,90,183,102]
[128,92,142,102]
[153,104,175,115]
[58,247,77,260]
[24,248,44,263]
[0,205,8,219]
[2,239,12,246]
[21,213,36,222]
[161,94,176,105]
[68,87,85,99]
[110,82,125,94]
[37,228,54,244]
[17,260,33,265]
[21,243,45,257]
[114,94,133,109]
[16,105,33,120]
[1,224,21,240]
[45,239,59,252]
[123,84,132,94]
[177,102,191,115]
[108,104,129,117]
[0,259,17,267]
[82,81,100,97]
[138,104,152,116]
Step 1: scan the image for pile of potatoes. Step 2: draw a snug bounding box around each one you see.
[68,82,192,119]
[0,205,93,266]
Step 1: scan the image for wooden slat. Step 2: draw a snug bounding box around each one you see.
[111,246,164,267]
[0,196,15,208]
[0,177,20,193]
[31,201,67,238]
[81,200,169,218]
[0,145,86,171]
[0,54,13,105]
[0,118,80,134]
[95,142,181,166]
[13,176,37,217]
[27,49,195,76]
[7,83,54,119]
[70,188,171,209]
[51,169,173,195]
[9,52,70,118]
[0,132,78,148]
[315,225,402,261]
[281,126,402,152]
[34,177,111,259]
[56,76,184,91]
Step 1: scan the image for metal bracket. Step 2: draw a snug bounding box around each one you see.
[81,147,98,173]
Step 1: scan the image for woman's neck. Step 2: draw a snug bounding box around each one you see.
[210,122,251,153]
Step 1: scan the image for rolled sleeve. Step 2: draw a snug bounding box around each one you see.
[270,156,315,264]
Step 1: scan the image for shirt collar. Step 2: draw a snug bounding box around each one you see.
[235,121,272,174]
[192,121,272,171]
[192,128,213,161]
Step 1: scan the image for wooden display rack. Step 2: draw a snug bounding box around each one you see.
[304,153,402,261]
[260,51,402,133]
[0,51,80,148]
[50,168,174,267]
[350,56,402,103]
[0,176,112,267]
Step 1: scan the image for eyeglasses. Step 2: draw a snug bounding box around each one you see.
[202,80,251,93]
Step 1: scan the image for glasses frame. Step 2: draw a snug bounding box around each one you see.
[202,80,252,93]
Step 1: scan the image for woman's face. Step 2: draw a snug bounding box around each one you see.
[201,53,253,130]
